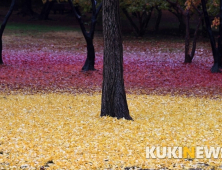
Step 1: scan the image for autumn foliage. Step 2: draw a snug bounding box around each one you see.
[1,36,222,168]
[1,0,222,169]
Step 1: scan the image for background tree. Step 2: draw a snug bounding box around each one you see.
[120,0,167,37]
[39,0,102,70]
[166,0,203,63]
[201,0,222,72]
[68,0,102,71]
[39,0,55,20]
[19,0,35,16]
[0,0,16,64]
[101,0,133,120]
[121,0,154,37]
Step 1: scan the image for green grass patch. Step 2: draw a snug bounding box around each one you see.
[5,22,78,33]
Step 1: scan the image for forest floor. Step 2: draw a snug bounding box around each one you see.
[0,7,222,170]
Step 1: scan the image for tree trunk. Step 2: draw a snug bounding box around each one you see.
[0,38,3,64]
[101,0,133,120]
[201,0,220,72]
[218,0,222,68]
[20,0,34,16]
[168,8,185,36]
[0,0,16,65]
[82,38,95,70]
[190,13,202,60]
[144,8,153,30]
[184,11,192,63]
[68,0,102,71]
[155,6,162,33]
[122,8,140,36]
[201,18,207,37]
[178,14,186,36]
[39,0,55,20]
[122,8,152,37]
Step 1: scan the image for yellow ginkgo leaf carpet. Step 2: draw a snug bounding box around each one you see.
[0,93,222,169]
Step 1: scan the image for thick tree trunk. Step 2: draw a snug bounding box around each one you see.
[201,0,220,72]
[0,0,16,65]
[101,0,133,120]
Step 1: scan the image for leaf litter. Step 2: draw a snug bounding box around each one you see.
[0,94,222,169]
[0,31,222,169]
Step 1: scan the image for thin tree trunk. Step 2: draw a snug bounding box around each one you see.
[178,14,186,36]
[184,11,192,63]
[144,8,153,29]
[101,0,132,120]
[68,0,102,71]
[0,0,16,64]
[201,0,220,72]
[0,38,3,64]
[201,18,207,37]
[39,0,55,20]
[155,6,162,33]
[168,8,185,36]
[20,0,34,16]
[218,0,222,67]
[122,8,140,36]
[138,12,144,36]
[190,13,202,59]
[122,8,152,37]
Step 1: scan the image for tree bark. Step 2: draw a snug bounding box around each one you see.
[184,11,192,63]
[68,0,102,71]
[101,0,133,120]
[0,0,16,65]
[201,0,220,72]
[82,38,95,71]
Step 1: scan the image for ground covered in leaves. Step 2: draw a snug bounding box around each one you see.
[1,94,222,169]
[1,12,222,169]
